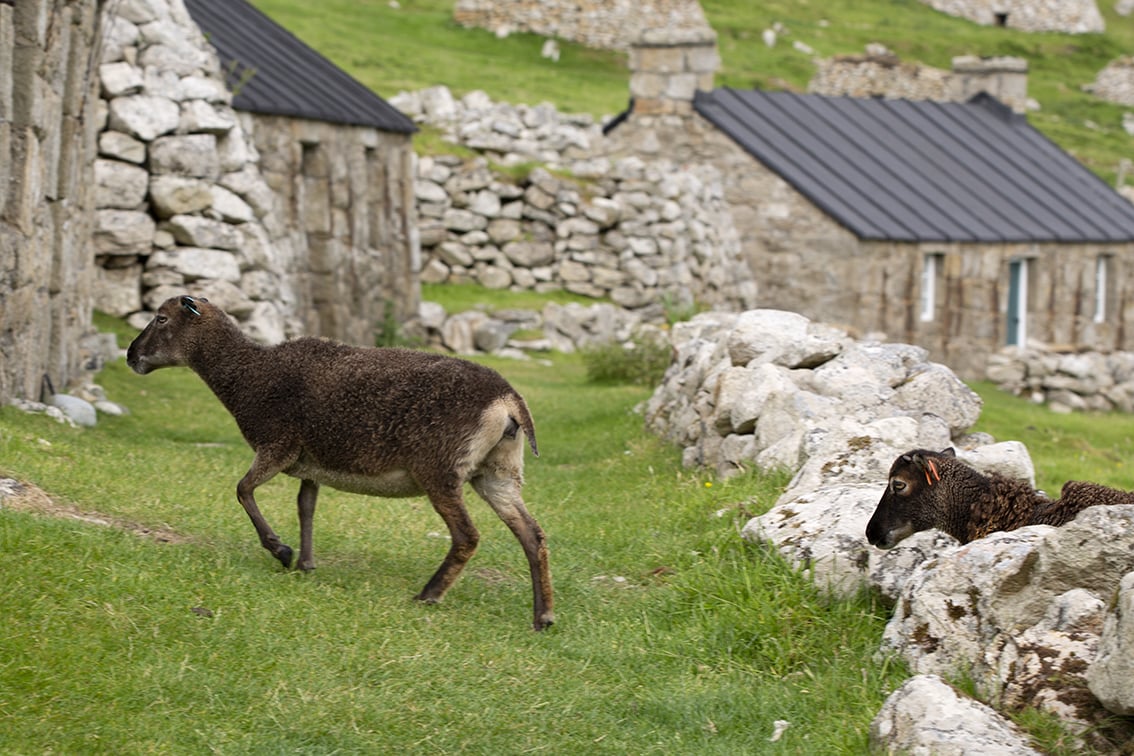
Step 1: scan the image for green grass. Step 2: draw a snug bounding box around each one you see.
[252,0,1134,187]
[5,323,1134,750]
[421,281,603,314]
[969,381,1134,493]
[1,325,905,753]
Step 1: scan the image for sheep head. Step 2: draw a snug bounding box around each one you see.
[127,295,213,375]
[866,447,956,549]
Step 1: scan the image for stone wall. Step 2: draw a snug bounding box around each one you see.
[809,54,1031,114]
[917,0,1105,33]
[986,345,1134,412]
[0,0,101,405]
[392,86,757,315]
[452,0,709,51]
[92,0,417,348]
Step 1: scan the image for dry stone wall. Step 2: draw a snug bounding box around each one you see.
[986,345,1134,412]
[392,86,757,316]
[0,0,101,405]
[452,0,709,51]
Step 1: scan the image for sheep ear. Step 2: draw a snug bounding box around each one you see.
[940,447,956,457]
[180,296,201,317]
[911,452,943,485]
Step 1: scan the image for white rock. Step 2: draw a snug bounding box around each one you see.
[147,247,241,283]
[1088,571,1134,715]
[870,675,1040,755]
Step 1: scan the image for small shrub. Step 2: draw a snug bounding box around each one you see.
[374,301,423,348]
[581,330,673,386]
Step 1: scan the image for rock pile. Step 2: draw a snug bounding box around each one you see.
[95,1,292,343]
[643,307,1134,751]
[986,345,1134,412]
[392,87,757,315]
[643,309,983,480]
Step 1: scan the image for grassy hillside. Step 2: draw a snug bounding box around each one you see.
[252,0,1134,186]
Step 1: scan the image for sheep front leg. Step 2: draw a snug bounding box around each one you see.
[416,489,480,605]
[236,454,294,569]
[296,479,319,571]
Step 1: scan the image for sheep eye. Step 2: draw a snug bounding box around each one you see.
[156,315,168,325]
[891,479,906,493]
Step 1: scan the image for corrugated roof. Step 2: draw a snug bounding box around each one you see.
[693,88,1134,243]
[183,0,415,133]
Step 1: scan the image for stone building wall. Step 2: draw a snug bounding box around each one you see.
[917,0,1105,33]
[452,0,709,51]
[248,115,418,344]
[92,0,418,348]
[0,0,101,405]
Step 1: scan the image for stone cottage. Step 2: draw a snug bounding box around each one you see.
[601,29,1134,379]
[93,0,418,350]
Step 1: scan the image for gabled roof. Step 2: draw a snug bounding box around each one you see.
[693,88,1134,243]
[183,0,415,134]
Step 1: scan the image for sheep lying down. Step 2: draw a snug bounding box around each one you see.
[127,295,553,631]
[867,447,1134,549]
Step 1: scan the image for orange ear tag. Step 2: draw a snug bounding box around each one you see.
[924,459,940,485]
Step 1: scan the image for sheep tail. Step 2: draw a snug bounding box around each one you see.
[510,393,539,458]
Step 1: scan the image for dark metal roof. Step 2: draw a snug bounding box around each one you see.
[183,0,415,133]
[693,88,1134,243]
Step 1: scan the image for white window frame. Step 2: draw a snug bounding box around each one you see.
[1094,254,1111,324]
[1008,257,1029,347]
[919,253,943,323]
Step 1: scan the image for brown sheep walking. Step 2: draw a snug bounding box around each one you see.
[127,295,553,630]
[866,447,1134,549]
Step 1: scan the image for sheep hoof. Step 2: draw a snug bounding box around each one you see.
[274,545,294,569]
[534,612,555,631]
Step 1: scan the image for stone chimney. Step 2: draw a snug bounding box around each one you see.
[628,27,719,116]
[951,55,1029,113]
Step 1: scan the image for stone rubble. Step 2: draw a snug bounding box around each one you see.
[643,307,1134,750]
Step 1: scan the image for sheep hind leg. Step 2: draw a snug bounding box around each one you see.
[471,474,554,631]
[236,451,296,569]
[416,487,480,605]
[295,479,319,571]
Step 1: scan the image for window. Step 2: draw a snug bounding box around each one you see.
[1094,254,1112,324]
[1007,257,1029,346]
[920,253,944,322]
